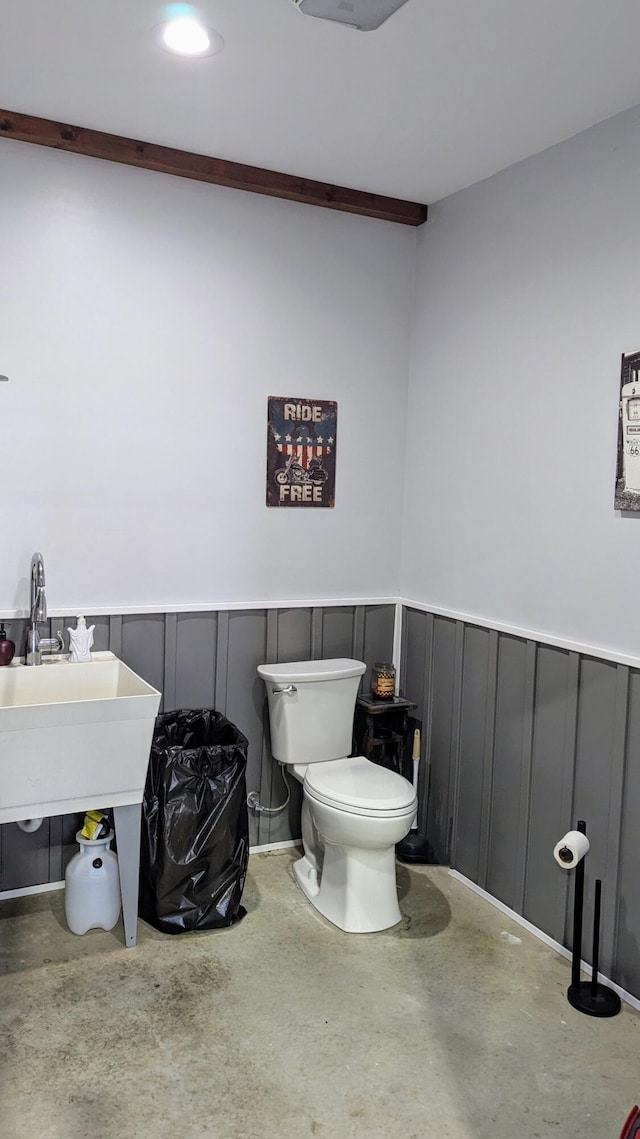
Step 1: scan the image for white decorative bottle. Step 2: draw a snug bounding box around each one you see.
[68,615,95,663]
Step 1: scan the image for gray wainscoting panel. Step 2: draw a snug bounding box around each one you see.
[402,604,640,1001]
[0,818,53,891]
[523,646,577,943]
[352,607,366,664]
[616,669,640,994]
[320,606,357,659]
[274,607,313,664]
[85,616,111,654]
[173,612,218,711]
[428,617,459,864]
[572,656,627,978]
[258,607,310,847]
[363,605,396,689]
[401,607,428,721]
[356,605,393,697]
[453,625,494,885]
[0,603,393,893]
[400,607,431,835]
[224,610,269,847]
[485,635,534,913]
[402,613,459,864]
[121,615,166,701]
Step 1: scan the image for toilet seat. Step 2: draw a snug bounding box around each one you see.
[303,756,416,817]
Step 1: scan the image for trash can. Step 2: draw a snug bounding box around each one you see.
[139,709,249,934]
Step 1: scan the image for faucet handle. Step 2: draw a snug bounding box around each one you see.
[38,632,65,656]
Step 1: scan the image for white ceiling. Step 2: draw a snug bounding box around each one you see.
[3,0,640,204]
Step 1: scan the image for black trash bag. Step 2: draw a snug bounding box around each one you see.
[139,709,249,934]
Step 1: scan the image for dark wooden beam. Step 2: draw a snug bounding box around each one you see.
[0,109,428,227]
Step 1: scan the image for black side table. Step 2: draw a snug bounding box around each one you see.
[354,694,417,778]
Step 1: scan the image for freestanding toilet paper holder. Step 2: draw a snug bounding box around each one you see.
[555,819,621,1017]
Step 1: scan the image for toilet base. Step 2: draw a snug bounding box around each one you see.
[293,842,402,934]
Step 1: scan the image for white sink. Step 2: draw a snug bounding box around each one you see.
[0,651,161,825]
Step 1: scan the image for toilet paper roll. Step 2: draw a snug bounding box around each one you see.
[553,830,590,868]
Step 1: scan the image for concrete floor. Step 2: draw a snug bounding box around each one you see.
[0,851,638,1139]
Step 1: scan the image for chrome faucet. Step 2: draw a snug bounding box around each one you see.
[25,552,65,665]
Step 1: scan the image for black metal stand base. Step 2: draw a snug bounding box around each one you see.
[567,981,621,1018]
[396,831,434,864]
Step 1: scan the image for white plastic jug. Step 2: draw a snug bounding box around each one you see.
[64,830,121,935]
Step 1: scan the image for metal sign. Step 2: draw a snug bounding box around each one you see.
[615,350,640,510]
[266,396,337,508]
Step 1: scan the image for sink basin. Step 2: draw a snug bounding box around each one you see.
[0,651,161,825]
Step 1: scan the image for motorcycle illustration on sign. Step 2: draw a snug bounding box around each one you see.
[275,453,329,486]
[266,397,337,508]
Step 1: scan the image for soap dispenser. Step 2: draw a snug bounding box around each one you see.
[67,615,95,663]
[0,623,15,666]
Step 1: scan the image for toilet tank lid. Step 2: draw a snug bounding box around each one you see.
[258,658,366,683]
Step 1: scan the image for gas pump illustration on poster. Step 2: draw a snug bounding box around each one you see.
[621,384,640,490]
[615,350,640,510]
[266,397,337,508]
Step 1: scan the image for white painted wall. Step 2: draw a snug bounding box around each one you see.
[8,103,640,657]
[401,104,640,658]
[0,141,415,615]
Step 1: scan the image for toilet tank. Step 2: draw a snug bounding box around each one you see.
[257,658,366,764]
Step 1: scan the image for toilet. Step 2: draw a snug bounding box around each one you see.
[257,658,417,933]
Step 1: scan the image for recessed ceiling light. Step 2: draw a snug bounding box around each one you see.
[158,15,223,57]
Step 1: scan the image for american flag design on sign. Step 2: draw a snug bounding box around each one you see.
[277,441,332,467]
[266,396,337,508]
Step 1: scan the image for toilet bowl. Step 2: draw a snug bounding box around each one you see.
[296,757,416,932]
[257,658,417,933]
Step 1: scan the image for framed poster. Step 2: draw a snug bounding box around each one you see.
[266,397,337,508]
[615,350,640,511]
